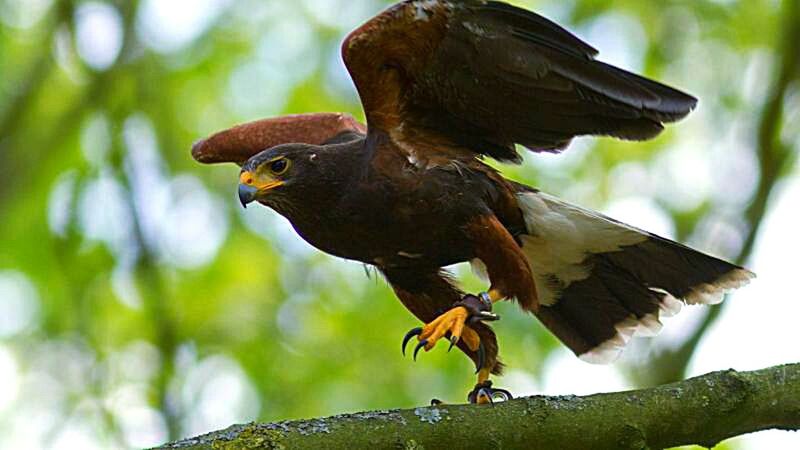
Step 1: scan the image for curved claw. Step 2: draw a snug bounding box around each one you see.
[413,340,428,361]
[492,388,513,401]
[469,311,499,324]
[468,382,514,404]
[402,327,423,356]
[475,341,486,374]
[476,388,493,404]
[478,387,512,404]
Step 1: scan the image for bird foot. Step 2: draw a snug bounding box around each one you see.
[401,293,498,372]
[468,380,513,404]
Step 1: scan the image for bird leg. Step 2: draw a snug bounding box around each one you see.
[402,289,515,404]
[402,290,500,369]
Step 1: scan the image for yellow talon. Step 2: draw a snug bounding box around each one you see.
[401,292,498,374]
[414,290,503,353]
[419,306,469,350]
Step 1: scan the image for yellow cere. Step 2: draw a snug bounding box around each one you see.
[239,169,284,191]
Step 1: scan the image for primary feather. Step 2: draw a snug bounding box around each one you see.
[343,0,698,163]
[512,190,753,363]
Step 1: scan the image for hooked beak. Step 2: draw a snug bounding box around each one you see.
[238,184,258,208]
[238,171,284,208]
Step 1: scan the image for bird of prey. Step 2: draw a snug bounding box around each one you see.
[192,0,754,403]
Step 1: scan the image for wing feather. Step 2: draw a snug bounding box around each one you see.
[191,113,366,165]
[342,0,696,164]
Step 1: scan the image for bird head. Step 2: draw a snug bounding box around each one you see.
[237,143,326,210]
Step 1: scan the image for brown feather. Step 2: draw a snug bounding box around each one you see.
[188,0,752,377]
[465,214,538,310]
[342,0,697,164]
[191,113,365,165]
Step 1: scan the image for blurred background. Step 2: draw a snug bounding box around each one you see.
[0,0,797,448]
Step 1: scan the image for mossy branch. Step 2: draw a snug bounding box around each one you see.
[156,363,800,450]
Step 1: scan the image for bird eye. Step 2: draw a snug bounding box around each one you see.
[269,158,289,175]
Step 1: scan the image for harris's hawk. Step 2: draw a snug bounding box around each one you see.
[192,0,754,403]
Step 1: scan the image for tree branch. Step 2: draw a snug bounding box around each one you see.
[155,363,800,450]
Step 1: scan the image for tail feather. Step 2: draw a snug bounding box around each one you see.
[512,191,754,364]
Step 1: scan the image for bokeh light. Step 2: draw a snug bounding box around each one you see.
[0,0,796,449]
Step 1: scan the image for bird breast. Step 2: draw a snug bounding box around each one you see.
[282,164,497,269]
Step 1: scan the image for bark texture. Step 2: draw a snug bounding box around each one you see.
[156,363,800,450]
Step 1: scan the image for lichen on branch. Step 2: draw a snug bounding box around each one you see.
[156,363,800,450]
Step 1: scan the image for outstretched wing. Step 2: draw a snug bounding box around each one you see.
[342,0,697,163]
[191,113,366,165]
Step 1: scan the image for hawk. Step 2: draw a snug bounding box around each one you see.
[192,0,753,403]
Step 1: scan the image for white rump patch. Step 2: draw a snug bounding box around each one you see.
[516,192,648,306]
[515,191,754,365]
